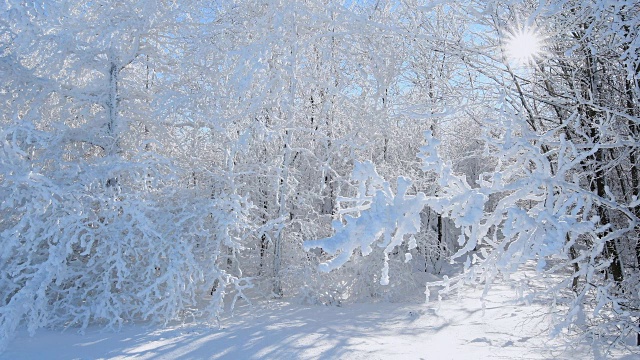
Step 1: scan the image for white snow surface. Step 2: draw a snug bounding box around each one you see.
[1,279,602,360]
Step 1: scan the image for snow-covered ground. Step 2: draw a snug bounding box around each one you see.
[2,278,612,360]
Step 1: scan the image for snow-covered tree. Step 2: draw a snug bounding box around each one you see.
[305,0,640,354]
[0,0,255,351]
[3,0,638,356]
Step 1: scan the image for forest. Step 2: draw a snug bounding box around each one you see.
[1,0,639,357]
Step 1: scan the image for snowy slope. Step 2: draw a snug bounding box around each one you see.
[1,279,602,360]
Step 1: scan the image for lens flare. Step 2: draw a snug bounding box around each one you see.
[506,29,542,64]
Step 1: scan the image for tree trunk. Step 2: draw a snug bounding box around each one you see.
[107,61,120,156]
[589,134,624,284]
[273,130,293,297]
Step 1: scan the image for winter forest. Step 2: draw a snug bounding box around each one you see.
[1,0,639,358]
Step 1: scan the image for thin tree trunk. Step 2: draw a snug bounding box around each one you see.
[273,130,293,297]
[106,60,120,188]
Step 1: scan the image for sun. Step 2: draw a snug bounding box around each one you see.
[505,28,542,65]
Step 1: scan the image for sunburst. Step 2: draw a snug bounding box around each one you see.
[505,28,543,65]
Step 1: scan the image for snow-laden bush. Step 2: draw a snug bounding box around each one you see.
[306,123,640,353]
[304,161,428,285]
[421,112,640,350]
[0,124,252,352]
[291,238,424,305]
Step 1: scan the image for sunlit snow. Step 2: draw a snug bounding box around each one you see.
[0,269,596,360]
